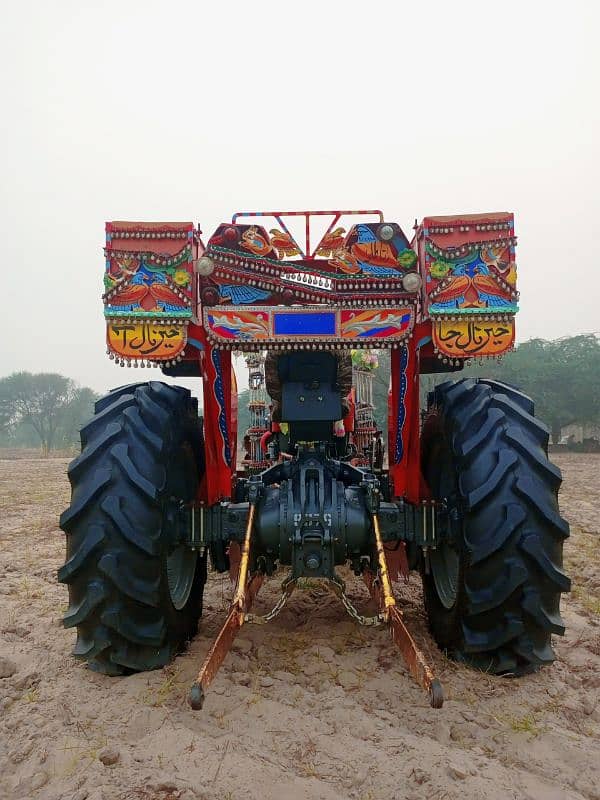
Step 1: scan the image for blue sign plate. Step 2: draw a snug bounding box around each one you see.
[273,312,336,336]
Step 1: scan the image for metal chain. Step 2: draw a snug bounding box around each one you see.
[246,572,383,628]
[245,576,297,625]
[328,575,384,627]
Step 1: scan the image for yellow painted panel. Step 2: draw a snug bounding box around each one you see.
[433,318,515,358]
[107,321,186,360]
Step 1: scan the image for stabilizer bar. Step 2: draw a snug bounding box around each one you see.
[189,491,262,710]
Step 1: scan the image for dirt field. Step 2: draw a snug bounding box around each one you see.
[0,453,599,800]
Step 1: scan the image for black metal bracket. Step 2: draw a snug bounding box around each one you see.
[360,474,381,515]
[177,496,454,552]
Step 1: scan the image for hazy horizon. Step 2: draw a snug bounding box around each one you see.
[2,0,599,395]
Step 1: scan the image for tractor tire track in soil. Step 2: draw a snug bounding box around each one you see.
[0,452,599,800]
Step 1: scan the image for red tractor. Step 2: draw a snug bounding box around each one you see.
[59,210,570,708]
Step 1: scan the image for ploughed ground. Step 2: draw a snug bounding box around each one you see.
[0,452,598,800]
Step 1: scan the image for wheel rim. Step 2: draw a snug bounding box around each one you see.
[166,547,197,610]
[428,438,461,610]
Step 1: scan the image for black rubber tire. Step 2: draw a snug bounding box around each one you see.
[59,382,207,675]
[421,378,571,675]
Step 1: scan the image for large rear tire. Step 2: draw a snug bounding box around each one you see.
[421,378,570,675]
[59,382,206,675]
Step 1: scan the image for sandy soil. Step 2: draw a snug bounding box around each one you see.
[0,453,599,800]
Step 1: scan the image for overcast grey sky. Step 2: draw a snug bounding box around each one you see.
[1,0,599,394]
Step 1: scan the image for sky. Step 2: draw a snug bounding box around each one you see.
[1,0,599,395]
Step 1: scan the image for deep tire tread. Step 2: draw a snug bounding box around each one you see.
[422,378,570,675]
[58,524,105,583]
[68,423,122,482]
[461,449,517,509]
[80,396,136,446]
[111,443,161,501]
[59,382,206,674]
[477,379,535,415]
[60,469,112,531]
[101,605,167,647]
[99,496,159,556]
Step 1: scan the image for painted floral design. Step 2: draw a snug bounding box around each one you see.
[173,269,191,287]
[429,260,451,280]
[351,350,379,370]
[397,248,417,269]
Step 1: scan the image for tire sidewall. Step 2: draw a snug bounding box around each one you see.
[154,393,206,641]
[420,409,468,652]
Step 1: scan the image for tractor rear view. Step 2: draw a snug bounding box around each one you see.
[59,210,570,709]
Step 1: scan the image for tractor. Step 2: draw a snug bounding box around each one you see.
[59,210,570,709]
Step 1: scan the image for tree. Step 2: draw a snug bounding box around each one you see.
[56,386,99,448]
[0,394,12,434]
[371,349,391,435]
[460,334,600,442]
[350,335,600,444]
[0,372,97,455]
[232,335,600,447]
[237,388,250,438]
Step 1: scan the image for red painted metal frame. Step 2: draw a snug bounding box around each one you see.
[105,211,515,512]
[231,210,384,260]
[186,211,434,508]
[184,324,237,507]
[188,316,429,509]
[387,333,425,504]
[190,323,429,508]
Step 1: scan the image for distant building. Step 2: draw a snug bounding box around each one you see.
[559,422,600,445]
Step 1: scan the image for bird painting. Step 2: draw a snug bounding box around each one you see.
[269,229,301,260]
[218,284,271,304]
[240,226,273,257]
[328,249,362,275]
[480,243,511,273]
[315,227,347,257]
[106,266,188,313]
[430,263,514,312]
[106,282,187,313]
[350,224,398,268]
[108,255,140,281]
